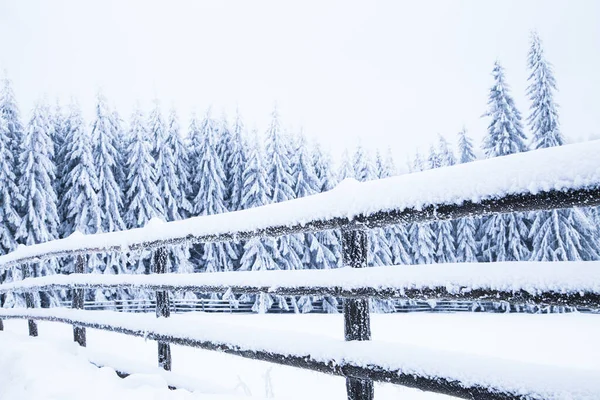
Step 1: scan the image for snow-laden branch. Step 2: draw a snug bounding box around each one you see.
[0,309,596,400]
[2,140,600,269]
[2,262,600,308]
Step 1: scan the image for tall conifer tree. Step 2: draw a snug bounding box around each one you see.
[479,62,530,262]
[526,33,599,261]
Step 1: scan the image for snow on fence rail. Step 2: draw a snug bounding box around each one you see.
[2,142,600,400]
[1,308,599,400]
[3,262,600,308]
[0,140,600,268]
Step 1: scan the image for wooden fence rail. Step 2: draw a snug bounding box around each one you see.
[1,144,600,400]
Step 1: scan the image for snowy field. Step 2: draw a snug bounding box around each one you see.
[2,312,599,400]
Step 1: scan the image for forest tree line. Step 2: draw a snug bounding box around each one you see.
[0,32,597,312]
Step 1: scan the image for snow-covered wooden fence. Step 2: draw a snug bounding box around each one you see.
[1,141,600,400]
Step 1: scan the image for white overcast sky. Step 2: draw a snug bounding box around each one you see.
[1,0,599,168]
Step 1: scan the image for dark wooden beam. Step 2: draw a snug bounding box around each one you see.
[2,187,599,268]
[6,281,600,309]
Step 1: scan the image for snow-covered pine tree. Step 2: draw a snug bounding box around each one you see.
[61,103,101,236]
[430,140,457,264]
[216,113,234,208]
[240,130,279,313]
[91,93,127,301]
[409,152,435,264]
[60,102,102,283]
[479,61,530,262]
[110,108,128,195]
[338,148,354,181]
[221,110,248,272]
[125,106,163,228]
[0,114,22,307]
[122,105,163,307]
[150,103,193,274]
[457,127,476,164]
[17,101,60,307]
[379,148,412,265]
[312,143,341,312]
[437,135,456,167]
[455,128,478,262]
[0,73,23,172]
[527,32,564,150]
[227,110,247,213]
[92,92,125,234]
[265,108,303,272]
[482,62,528,156]
[354,145,393,267]
[526,32,600,261]
[427,144,442,170]
[312,142,341,266]
[190,111,236,273]
[292,134,328,313]
[51,102,69,235]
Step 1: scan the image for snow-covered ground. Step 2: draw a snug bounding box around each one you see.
[2,312,599,399]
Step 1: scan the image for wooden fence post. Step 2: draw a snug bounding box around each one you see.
[21,264,38,337]
[153,247,171,371]
[341,228,374,400]
[72,255,86,346]
[0,270,4,331]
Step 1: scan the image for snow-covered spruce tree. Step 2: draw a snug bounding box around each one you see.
[457,127,476,164]
[0,114,22,307]
[0,74,23,171]
[379,148,412,265]
[190,111,236,273]
[479,61,530,262]
[227,110,247,212]
[124,105,164,262]
[122,106,164,308]
[409,152,435,264]
[527,32,564,150]
[60,102,102,284]
[437,135,456,167]
[455,128,478,262]
[150,103,193,275]
[292,135,328,313]
[110,108,128,195]
[240,130,280,313]
[51,102,68,234]
[429,140,457,264]
[265,108,303,273]
[354,144,392,268]
[92,93,127,293]
[61,103,101,235]
[482,61,528,157]
[338,148,355,181]
[216,114,234,208]
[93,93,126,234]
[312,143,341,312]
[17,102,60,307]
[312,142,341,265]
[526,33,599,261]
[427,144,442,170]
